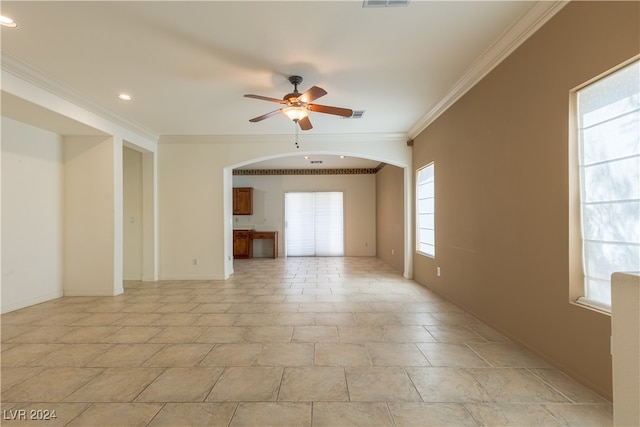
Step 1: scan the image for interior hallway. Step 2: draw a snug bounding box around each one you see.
[1,257,612,426]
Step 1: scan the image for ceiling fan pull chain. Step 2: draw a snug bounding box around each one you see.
[295,122,300,149]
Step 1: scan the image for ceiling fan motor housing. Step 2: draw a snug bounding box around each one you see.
[284,76,304,102]
[283,92,301,103]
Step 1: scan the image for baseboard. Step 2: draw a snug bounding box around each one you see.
[1,291,63,314]
[158,273,227,281]
[63,288,121,297]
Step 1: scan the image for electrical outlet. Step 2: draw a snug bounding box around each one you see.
[193,258,199,266]
[436,266,441,277]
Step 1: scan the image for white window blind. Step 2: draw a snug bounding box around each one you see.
[577,60,640,310]
[416,163,435,257]
[285,192,344,257]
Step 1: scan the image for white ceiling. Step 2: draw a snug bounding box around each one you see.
[0,1,563,168]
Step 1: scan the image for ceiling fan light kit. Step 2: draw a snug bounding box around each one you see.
[244,75,354,132]
[282,106,309,122]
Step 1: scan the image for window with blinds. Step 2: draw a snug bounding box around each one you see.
[576,60,640,310]
[416,163,435,257]
[285,192,344,257]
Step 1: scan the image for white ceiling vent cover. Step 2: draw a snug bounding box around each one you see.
[363,0,410,8]
[343,110,366,119]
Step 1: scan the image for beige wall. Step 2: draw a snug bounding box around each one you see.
[123,147,143,280]
[413,2,640,398]
[376,165,405,273]
[64,135,123,296]
[412,1,639,399]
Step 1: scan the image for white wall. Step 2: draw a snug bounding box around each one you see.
[233,174,377,257]
[158,134,411,280]
[612,271,640,426]
[123,147,143,280]
[1,72,158,310]
[2,104,404,310]
[1,117,64,313]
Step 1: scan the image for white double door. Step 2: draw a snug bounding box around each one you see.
[284,192,344,257]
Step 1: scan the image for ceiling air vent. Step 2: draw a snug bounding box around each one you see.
[363,0,409,8]
[343,110,365,119]
[310,160,323,164]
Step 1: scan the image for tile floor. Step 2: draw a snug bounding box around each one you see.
[1,257,612,426]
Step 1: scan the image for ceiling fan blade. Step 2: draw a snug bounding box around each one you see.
[298,86,327,103]
[308,104,353,117]
[249,109,283,122]
[298,116,313,130]
[244,94,286,104]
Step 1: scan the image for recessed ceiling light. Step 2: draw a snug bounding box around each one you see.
[0,15,18,28]
[304,156,309,160]
[118,93,133,101]
[339,156,345,159]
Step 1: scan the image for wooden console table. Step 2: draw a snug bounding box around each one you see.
[250,231,278,259]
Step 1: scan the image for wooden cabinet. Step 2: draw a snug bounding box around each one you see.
[233,187,253,215]
[233,230,278,259]
[251,231,278,259]
[233,230,252,258]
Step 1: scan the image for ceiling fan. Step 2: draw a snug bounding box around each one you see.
[244,75,353,130]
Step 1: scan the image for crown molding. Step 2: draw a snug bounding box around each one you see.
[408,0,570,139]
[1,52,159,141]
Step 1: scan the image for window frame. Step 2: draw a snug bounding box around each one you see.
[416,162,435,258]
[569,56,640,314]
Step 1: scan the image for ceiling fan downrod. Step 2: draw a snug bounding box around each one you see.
[288,75,303,93]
